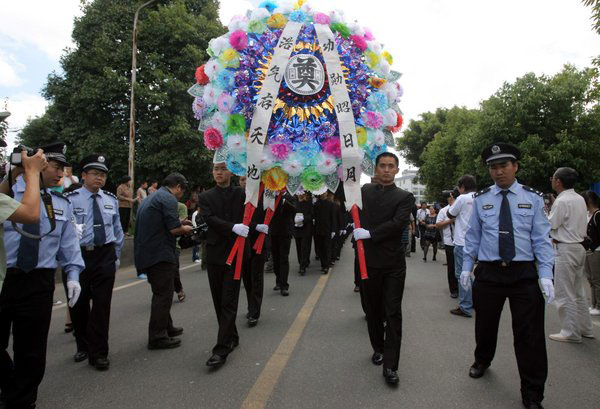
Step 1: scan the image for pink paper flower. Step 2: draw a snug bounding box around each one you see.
[270,143,291,161]
[322,138,341,158]
[229,30,248,51]
[313,12,330,25]
[365,111,383,129]
[204,128,224,150]
[363,27,375,41]
[217,93,235,113]
[350,35,367,51]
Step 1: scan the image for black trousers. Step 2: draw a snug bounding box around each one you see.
[473,276,547,403]
[146,262,177,343]
[243,251,264,319]
[361,264,406,371]
[271,236,291,290]
[354,259,367,314]
[119,207,131,234]
[418,225,426,249]
[207,264,241,356]
[0,268,54,408]
[445,245,457,294]
[71,244,117,360]
[174,248,183,294]
[294,235,312,270]
[314,235,331,269]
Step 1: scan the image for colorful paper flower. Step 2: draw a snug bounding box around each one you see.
[210,112,228,132]
[301,167,324,192]
[259,150,276,170]
[364,111,384,129]
[368,76,386,89]
[371,129,385,146]
[282,154,304,177]
[229,30,248,51]
[262,167,289,191]
[389,113,403,133]
[227,154,247,176]
[203,84,219,106]
[258,1,278,13]
[204,59,222,80]
[289,10,307,22]
[204,128,224,150]
[192,97,207,120]
[363,27,374,41]
[383,109,398,127]
[267,13,287,29]
[270,143,291,161]
[216,69,236,91]
[382,51,393,65]
[208,36,230,57]
[226,114,246,135]
[220,49,240,69]
[228,15,248,32]
[322,137,341,158]
[315,153,338,175]
[217,93,235,113]
[195,65,209,85]
[356,127,368,146]
[367,92,388,112]
[330,22,350,38]
[248,19,267,34]
[350,35,367,51]
[226,134,246,153]
[365,50,380,69]
[313,12,330,24]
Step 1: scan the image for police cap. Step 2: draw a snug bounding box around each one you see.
[80,154,110,173]
[40,142,69,166]
[481,142,521,165]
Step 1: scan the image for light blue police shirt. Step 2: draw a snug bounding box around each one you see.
[463,180,554,279]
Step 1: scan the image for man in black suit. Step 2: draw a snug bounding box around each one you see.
[198,163,264,368]
[352,152,414,385]
[270,192,296,296]
[313,193,335,274]
[294,192,313,275]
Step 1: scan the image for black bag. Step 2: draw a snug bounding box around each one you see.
[178,214,209,249]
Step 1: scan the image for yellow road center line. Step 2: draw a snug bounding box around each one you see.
[52,263,200,312]
[241,273,331,409]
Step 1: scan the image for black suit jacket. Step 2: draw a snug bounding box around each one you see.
[198,185,246,266]
[358,183,415,269]
[313,198,335,236]
[270,193,296,237]
[294,199,313,238]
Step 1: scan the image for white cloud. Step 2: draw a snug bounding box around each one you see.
[0,1,82,59]
[0,51,24,87]
[3,93,48,150]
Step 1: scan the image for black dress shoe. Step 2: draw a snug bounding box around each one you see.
[450,307,472,318]
[450,292,458,299]
[206,354,227,368]
[89,357,110,371]
[273,285,280,291]
[247,317,258,327]
[522,400,544,409]
[74,351,88,363]
[147,337,181,350]
[299,268,305,275]
[469,362,490,378]
[322,268,329,274]
[280,289,289,296]
[371,352,383,366]
[230,339,239,349]
[168,327,184,337]
[382,368,399,385]
[354,285,360,293]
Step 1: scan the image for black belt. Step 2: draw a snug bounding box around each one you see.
[6,267,55,276]
[479,260,534,268]
[81,243,115,252]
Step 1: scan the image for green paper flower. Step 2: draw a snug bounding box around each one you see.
[301,167,324,192]
[330,22,350,38]
[226,114,246,135]
[248,19,267,34]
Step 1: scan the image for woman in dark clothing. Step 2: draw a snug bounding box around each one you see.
[422,206,439,262]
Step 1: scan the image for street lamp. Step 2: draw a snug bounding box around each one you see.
[127,0,161,191]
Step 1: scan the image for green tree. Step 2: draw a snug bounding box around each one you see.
[19,0,225,189]
[396,108,447,168]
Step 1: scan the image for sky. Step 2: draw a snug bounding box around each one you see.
[1,0,599,173]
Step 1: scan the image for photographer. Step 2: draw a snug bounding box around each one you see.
[0,148,48,282]
[134,173,193,350]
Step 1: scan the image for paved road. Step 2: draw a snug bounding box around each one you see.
[39,243,600,409]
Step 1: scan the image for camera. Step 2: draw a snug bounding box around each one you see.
[10,145,36,166]
[178,214,209,249]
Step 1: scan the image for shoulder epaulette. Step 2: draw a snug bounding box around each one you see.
[522,185,543,197]
[474,187,491,198]
[63,190,79,197]
[51,191,69,201]
[103,190,118,200]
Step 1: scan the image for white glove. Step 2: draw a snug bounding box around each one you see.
[460,271,472,290]
[256,224,269,234]
[75,224,84,240]
[350,223,355,229]
[232,223,249,238]
[331,232,336,239]
[540,278,555,304]
[340,230,345,236]
[115,259,120,271]
[67,280,81,307]
[353,228,371,240]
[294,213,304,224]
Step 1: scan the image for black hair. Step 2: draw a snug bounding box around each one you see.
[554,167,578,189]
[452,187,461,200]
[375,152,399,167]
[457,175,477,192]
[582,190,600,208]
[162,172,188,189]
[119,175,131,184]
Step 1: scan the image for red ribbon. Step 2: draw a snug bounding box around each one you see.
[253,191,284,254]
[351,204,368,280]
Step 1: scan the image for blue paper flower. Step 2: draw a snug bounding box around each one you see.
[216,69,236,91]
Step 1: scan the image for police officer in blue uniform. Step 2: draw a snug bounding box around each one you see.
[461,143,555,409]
[0,142,84,409]
[64,154,124,371]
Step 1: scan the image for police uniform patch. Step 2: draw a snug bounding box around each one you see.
[483,204,494,210]
[74,208,84,213]
[518,203,532,209]
[522,185,543,197]
[54,209,64,216]
[474,187,491,198]
[104,191,117,200]
[104,204,113,210]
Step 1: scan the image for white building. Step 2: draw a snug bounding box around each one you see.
[395,169,427,204]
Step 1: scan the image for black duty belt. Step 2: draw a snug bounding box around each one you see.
[479,260,534,268]
[6,267,55,276]
[81,243,115,252]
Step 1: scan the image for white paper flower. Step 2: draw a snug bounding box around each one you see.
[204,59,222,81]
[329,10,345,23]
[259,150,276,170]
[381,82,399,104]
[208,36,230,57]
[366,40,382,54]
[250,7,270,21]
[228,15,249,32]
[383,109,398,127]
[315,153,338,175]
[210,111,228,133]
[203,84,220,106]
[282,154,303,177]
[348,21,365,36]
[372,129,385,146]
[226,134,246,154]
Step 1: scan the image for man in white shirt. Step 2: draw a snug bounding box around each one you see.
[436,189,457,298]
[62,166,79,190]
[548,167,593,343]
[416,202,428,252]
[447,175,477,317]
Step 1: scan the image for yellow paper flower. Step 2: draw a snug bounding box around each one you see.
[293,0,306,10]
[382,51,393,65]
[365,51,380,69]
[356,127,367,146]
[261,166,289,191]
[219,48,240,68]
[267,13,288,29]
